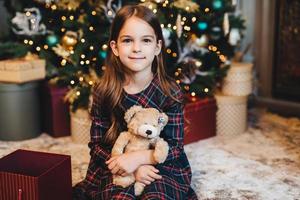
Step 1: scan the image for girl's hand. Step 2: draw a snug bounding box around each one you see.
[106,152,141,175]
[134,165,162,185]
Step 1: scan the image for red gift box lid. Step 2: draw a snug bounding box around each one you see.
[0,149,70,177]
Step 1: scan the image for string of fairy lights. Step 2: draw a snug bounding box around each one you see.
[20,0,236,103]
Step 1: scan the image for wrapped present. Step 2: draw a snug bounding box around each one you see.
[222,62,253,96]
[0,82,41,141]
[0,149,72,200]
[41,82,70,137]
[215,93,248,137]
[184,96,217,144]
[71,109,91,144]
[0,58,46,83]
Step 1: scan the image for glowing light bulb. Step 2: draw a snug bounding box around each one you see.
[102,44,108,50]
[61,59,67,66]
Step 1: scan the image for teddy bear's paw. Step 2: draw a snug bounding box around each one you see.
[154,140,169,163]
[134,182,145,196]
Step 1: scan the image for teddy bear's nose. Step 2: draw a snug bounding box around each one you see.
[146,130,152,135]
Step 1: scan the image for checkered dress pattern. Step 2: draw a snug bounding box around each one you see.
[73,74,198,200]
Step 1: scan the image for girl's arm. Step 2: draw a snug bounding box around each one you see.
[88,101,111,168]
[106,149,156,175]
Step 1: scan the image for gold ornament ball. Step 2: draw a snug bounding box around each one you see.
[62,32,78,50]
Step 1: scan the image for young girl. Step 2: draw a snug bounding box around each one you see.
[73,5,198,200]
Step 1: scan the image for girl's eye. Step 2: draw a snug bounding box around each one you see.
[122,39,132,43]
[143,38,152,43]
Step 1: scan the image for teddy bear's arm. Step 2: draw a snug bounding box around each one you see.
[153,138,169,164]
[111,131,132,157]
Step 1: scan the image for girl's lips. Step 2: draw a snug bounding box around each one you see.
[128,56,146,59]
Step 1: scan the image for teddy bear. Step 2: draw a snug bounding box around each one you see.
[111,105,169,196]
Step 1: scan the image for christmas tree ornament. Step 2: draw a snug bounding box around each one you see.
[211,27,222,40]
[162,28,172,47]
[197,22,208,31]
[78,14,86,24]
[195,34,209,47]
[228,28,241,46]
[172,0,200,12]
[176,14,183,38]
[61,31,78,50]
[56,0,84,10]
[11,7,47,36]
[98,50,107,59]
[100,0,122,23]
[223,13,230,35]
[179,58,209,84]
[46,34,59,46]
[213,0,223,10]
[52,44,71,58]
[180,64,197,84]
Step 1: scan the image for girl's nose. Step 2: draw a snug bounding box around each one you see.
[132,42,141,53]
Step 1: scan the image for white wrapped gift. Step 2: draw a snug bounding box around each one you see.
[0,58,46,83]
[222,62,253,96]
[215,93,248,137]
[70,109,91,144]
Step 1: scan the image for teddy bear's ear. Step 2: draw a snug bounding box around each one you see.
[124,105,143,123]
[158,112,168,129]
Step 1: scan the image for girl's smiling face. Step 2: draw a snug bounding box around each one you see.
[110,16,162,74]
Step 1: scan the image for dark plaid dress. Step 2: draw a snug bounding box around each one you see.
[73,74,198,200]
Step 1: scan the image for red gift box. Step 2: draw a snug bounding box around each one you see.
[41,82,70,137]
[183,97,217,144]
[0,149,72,200]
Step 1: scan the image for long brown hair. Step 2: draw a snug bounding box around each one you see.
[94,4,178,145]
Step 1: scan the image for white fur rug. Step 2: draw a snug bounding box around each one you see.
[0,110,299,200]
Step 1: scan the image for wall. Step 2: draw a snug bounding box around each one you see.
[238,0,256,62]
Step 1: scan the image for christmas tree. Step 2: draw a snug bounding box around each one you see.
[1,0,245,111]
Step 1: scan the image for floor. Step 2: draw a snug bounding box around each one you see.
[0,109,299,200]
